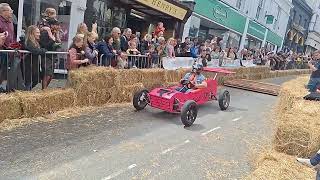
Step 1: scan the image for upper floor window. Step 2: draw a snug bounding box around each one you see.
[255,0,264,19]
[236,0,244,9]
[304,19,309,29]
[298,15,302,25]
[273,6,281,30]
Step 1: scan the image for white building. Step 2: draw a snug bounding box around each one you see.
[182,0,293,51]
[305,0,320,54]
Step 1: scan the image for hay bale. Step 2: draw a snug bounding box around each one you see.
[109,83,145,103]
[68,67,117,106]
[274,76,320,157]
[0,94,22,122]
[140,69,165,89]
[245,150,315,180]
[165,69,185,83]
[18,89,75,118]
[114,69,144,87]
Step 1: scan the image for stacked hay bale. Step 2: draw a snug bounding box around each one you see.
[17,89,75,118]
[0,94,22,123]
[68,67,117,106]
[274,76,320,157]
[245,150,315,180]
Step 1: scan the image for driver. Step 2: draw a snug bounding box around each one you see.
[177,63,207,93]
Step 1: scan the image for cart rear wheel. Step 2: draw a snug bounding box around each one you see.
[218,89,230,111]
[181,100,198,127]
[133,89,149,111]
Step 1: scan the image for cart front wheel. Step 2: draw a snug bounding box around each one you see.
[133,89,149,111]
[218,89,230,111]
[181,100,198,127]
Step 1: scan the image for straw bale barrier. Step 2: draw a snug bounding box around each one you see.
[245,150,315,180]
[68,67,117,106]
[0,94,22,122]
[0,66,313,125]
[274,76,320,157]
[17,89,75,118]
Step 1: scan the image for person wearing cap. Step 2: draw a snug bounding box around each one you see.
[177,63,207,93]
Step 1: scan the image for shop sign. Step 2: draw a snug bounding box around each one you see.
[194,0,246,34]
[135,0,188,20]
[247,20,266,40]
[266,30,283,47]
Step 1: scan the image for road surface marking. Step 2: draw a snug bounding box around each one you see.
[201,127,221,136]
[101,164,137,180]
[161,140,190,154]
[232,117,242,122]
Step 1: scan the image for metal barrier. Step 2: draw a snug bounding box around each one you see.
[99,54,162,69]
[0,49,68,92]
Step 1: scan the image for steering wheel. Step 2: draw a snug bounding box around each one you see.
[180,79,195,89]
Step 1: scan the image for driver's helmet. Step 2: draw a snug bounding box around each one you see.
[192,63,204,73]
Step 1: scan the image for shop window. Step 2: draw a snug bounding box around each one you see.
[22,0,72,50]
[85,0,126,40]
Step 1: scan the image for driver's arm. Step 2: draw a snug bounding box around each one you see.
[195,80,207,89]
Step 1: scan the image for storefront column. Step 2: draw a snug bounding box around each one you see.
[182,16,192,41]
[239,17,250,51]
[262,29,268,48]
[17,0,24,39]
[68,0,87,46]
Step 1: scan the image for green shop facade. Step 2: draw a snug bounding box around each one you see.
[182,0,284,51]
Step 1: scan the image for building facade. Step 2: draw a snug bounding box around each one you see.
[8,0,191,50]
[305,0,320,54]
[283,0,313,53]
[182,0,292,52]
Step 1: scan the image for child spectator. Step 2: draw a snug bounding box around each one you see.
[141,34,152,55]
[127,41,141,68]
[84,32,98,65]
[96,35,117,67]
[154,22,165,38]
[117,52,128,69]
[148,44,159,68]
[38,8,57,29]
[67,34,89,70]
[166,38,175,58]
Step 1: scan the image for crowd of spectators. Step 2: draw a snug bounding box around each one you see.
[0,4,314,92]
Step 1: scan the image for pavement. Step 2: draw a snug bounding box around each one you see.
[0,76,297,180]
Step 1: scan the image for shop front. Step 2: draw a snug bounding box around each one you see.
[84,0,192,40]
[266,29,284,52]
[183,0,246,48]
[245,20,266,49]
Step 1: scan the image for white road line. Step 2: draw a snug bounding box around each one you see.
[201,127,221,136]
[101,164,137,180]
[161,140,190,154]
[232,117,242,122]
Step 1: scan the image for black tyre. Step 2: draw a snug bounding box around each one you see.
[133,89,149,111]
[181,100,198,127]
[218,89,230,111]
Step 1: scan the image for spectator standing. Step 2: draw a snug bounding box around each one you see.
[67,34,89,70]
[157,37,167,58]
[175,39,182,57]
[77,22,97,38]
[148,44,159,68]
[226,48,237,60]
[140,34,152,55]
[39,18,61,89]
[111,27,121,52]
[22,25,47,90]
[84,32,98,65]
[120,28,132,52]
[96,35,117,67]
[38,8,57,29]
[0,3,15,86]
[306,50,320,93]
[181,37,192,57]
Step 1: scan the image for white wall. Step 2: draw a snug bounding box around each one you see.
[68,0,87,46]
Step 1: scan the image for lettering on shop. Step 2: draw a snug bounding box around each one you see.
[135,0,187,20]
[151,0,177,15]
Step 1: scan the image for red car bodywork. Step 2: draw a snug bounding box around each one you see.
[147,68,234,113]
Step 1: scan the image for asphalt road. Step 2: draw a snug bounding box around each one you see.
[0,76,297,180]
